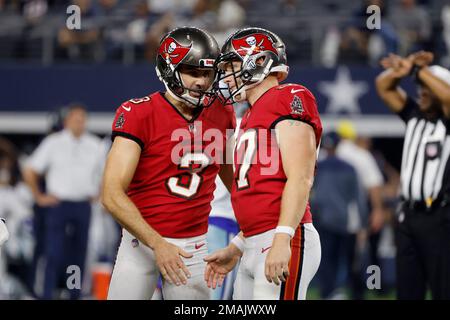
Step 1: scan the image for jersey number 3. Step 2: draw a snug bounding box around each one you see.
[166,153,210,199]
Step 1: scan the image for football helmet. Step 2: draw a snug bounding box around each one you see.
[156,27,220,107]
[214,27,289,104]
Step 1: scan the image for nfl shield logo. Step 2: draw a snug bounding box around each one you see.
[131,238,139,248]
[425,141,441,160]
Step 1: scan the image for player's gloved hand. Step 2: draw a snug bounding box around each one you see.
[0,219,9,246]
[203,244,242,289]
[153,238,193,286]
[264,233,291,286]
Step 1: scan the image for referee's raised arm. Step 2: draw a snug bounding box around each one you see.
[375,51,450,300]
[375,53,411,113]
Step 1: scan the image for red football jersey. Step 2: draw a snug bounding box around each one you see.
[232,84,322,237]
[111,92,235,238]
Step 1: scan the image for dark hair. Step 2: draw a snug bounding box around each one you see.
[65,103,88,117]
[49,103,88,133]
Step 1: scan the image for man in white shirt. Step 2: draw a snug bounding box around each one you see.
[23,104,103,300]
[335,120,385,299]
[336,121,385,234]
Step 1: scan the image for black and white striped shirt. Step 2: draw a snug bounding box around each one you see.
[399,98,450,203]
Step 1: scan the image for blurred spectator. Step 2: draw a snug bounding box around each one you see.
[0,136,32,299]
[442,5,450,67]
[12,0,48,60]
[22,104,103,299]
[355,135,398,292]
[145,0,217,61]
[335,120,386,299]
[213,0,246,46]
[82,135,121,300]
[148,0,196,15]
[337,121,386,235]
[121,0,161,61]
[338,0,398,66]
[311,131,368,299]
[57,0,101,61]
[388,0,431,56]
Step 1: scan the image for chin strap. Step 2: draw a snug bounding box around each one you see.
[233,58,274,102]
[158,66,205,107]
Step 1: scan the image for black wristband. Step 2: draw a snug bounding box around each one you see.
[410,64,423,83]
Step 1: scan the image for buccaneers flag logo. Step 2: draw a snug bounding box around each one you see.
[231,33,278,58]
[158,37,192,65]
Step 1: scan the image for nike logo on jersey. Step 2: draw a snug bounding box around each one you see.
[261,246,272,254]
[291,88,305,94]
[195,243,205,250]
[122,106,131,111]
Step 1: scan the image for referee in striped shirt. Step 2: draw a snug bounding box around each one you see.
[376,51,450,300]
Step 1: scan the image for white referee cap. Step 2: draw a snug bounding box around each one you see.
[428,65,450,86]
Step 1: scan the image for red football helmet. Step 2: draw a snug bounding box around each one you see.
[156,27,220,107]
[214,27,289,104]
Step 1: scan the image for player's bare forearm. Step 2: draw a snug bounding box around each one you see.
[278,177,311,232]
[275,120,316,235]
[264,120,316,285]
[103,137,193,286]
[101,136,164,249]
[101,185,164,248]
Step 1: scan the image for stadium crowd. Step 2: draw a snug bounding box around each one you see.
[0,0,449,66]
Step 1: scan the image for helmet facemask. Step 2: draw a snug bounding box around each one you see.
[156,63,217,108]
[214,50,276,105]
[214,28,289,104]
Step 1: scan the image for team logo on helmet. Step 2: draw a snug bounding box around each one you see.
[231,33,278,58]
[158,37,192,65]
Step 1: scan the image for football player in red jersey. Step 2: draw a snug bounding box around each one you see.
[101,27,235,300]
[204,27,322,300]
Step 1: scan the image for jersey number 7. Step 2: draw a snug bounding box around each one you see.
[235,129,257,190]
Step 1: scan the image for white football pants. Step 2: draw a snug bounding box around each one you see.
[233,223,321,300]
